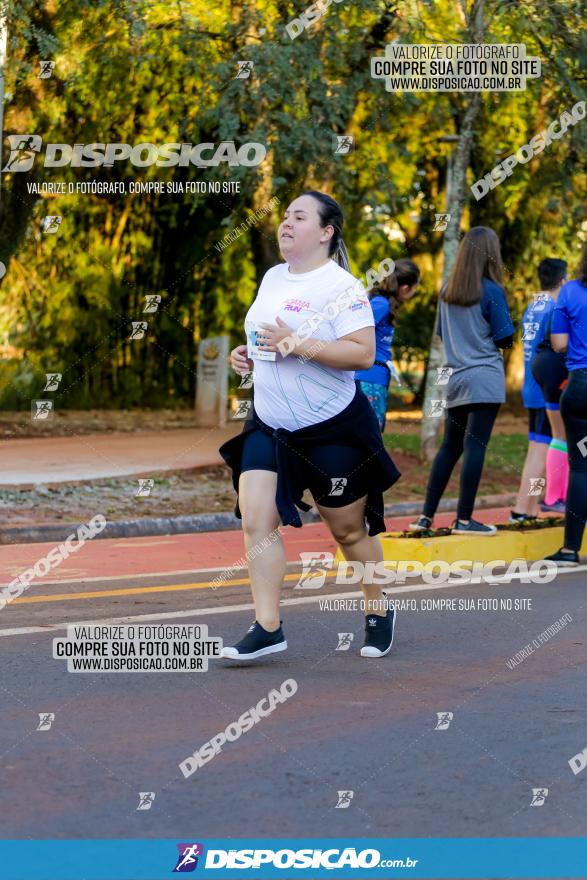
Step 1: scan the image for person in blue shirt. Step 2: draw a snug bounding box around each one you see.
[511,259,568,523]
[544,245,587,566]
[356,258,421,432]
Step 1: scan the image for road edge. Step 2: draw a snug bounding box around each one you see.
[0,494,516,545]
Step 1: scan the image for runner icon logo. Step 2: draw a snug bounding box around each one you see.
[329,477,348,496]
[173,843,204,872]
[42,215,62,233]
[38,60,55,79]
[429,399,447,417]
[37,713,55,731]
[335,790,354,808]
[143,295,161,313]
[129,321,148,340]
[435,712,453,730]
[43,373,62,391]
[136,479,154,498]
[136,792,155,810]
[533,293,549,310]
[31,400,54,420]
[433,213,451,232]
[295,552,335,589]
[522,322,540,341]
[232,400,252,420]
[528,477,546,496]
[336,633,354,651]
[334,135,355,154]
[435,366,453,385]
[2,134,42,172]
[235,61,254,79]
[530,788,548,806]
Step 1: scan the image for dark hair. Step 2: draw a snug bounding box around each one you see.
[369,258,421,325]
[537,258,567,290]
[300,190,350,271]
[578,243,587,286]
[444,226,504,306]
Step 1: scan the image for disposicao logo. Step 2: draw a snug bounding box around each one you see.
[2,136,267,171]
[173,843,204,872]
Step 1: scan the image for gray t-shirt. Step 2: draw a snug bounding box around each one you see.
[437,279,515,408]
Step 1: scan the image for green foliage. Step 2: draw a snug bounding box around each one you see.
[0,0,585,408]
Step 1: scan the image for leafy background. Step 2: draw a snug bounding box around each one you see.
[0,0,585,409]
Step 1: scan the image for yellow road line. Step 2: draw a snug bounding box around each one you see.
[10,571,333,605]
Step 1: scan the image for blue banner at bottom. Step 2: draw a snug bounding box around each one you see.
[0,838,585,879]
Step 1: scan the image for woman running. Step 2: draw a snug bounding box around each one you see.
[219,191,401,660]
[409,226,515,536]
[356,259,421,432]
[545,244,587,566]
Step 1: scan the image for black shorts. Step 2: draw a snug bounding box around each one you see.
[527,407,552,444]
[532,350,568,409]
[240,427,370,508]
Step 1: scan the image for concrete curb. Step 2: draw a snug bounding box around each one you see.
[0,493,517,546]
[375,525,576,566]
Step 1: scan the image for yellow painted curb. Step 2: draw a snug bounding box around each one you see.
[335,526,586,566]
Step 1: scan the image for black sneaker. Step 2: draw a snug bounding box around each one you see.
[509,511,538,525]
[451,518,497,536]
[360,608,396,658]
[543,548,579,567]
[221,621,287,660]
[408,515,432,532]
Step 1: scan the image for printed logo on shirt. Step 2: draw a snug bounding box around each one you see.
[349,297,369,312]
[283,298,311,313]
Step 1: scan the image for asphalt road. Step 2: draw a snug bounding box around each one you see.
[1,559,586,845]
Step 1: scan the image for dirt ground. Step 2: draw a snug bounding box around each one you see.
[0,408,526,529]
[0,408,199,439]
[0,406,527,438]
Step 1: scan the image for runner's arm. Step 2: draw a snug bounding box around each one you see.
[293,327,375,371]
[551,333,569,353]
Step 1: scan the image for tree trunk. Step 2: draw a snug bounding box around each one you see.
[419,0,486,462]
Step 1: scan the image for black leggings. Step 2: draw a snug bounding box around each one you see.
[560,369,587,552]
[423,403,501,521]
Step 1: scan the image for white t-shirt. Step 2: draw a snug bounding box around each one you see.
[245,260,374,430]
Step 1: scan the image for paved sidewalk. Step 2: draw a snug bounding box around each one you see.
[0,425,241,486]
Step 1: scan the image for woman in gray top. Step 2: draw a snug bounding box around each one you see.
[410,227,515,535]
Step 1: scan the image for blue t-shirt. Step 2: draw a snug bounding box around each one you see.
[356,294,394,385]
[551,279,587,371]
[521,294,554,408]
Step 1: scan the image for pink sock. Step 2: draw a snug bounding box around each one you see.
[545,440,568,505]
[562,453,570,502]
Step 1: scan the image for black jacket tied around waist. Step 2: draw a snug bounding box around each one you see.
[219,383,401,537]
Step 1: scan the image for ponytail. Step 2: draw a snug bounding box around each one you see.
[334,239,351,272]
[301,190,351,268]
[369,257,420,325]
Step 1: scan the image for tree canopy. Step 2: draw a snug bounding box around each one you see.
[0,0,585,409]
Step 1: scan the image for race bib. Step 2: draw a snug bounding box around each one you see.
[247,324,276,361]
